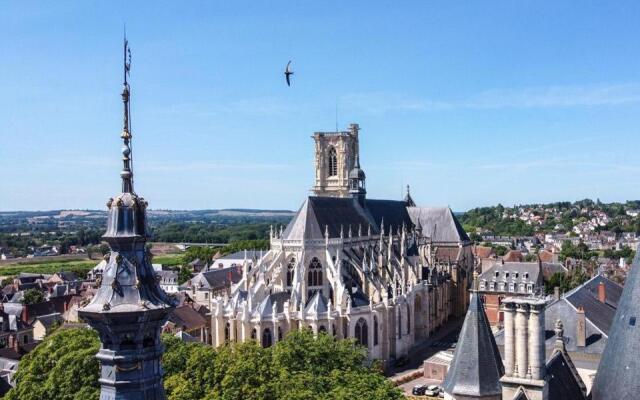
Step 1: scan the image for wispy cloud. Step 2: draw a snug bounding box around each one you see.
[340,83,640,114]
[467,83,640,109]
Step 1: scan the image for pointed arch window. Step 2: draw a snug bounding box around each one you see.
[287,258,296,287]
[355,318,368,347]
[406,303,411,334]
[262,328,273,348]
[308,257,323,287]
[328,147,338,177]
[225,322,230,341]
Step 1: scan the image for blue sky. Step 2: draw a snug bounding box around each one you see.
[1,1,639,212]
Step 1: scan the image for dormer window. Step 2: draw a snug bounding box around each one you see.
[495,271,499,277]
[515,273,519,279]
[525,272,529,279]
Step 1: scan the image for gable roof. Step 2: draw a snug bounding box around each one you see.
[190,266,241,291]
[591,249,640,400]
[546,350,587,400]
[565,274,622,334]
[442,292,504,397]
[407,207,470,244]
[283,196,413,240]
[168,305,207,330]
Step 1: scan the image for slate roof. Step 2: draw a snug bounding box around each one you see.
[494,274,621,355]
[168,305,207,330]
[191,266,242,291]
[365,199,414,234]
[283,196,413,240]
[478,262,543,294]
[591,249,640,400]
[407,207,470,243]
[565,274,621,334]
[305,291,329,316]
[256,292,289,317]
[546,351,588,400]
[54,271,78,282]
[442,292,504,397]
[35,312,63,329]
[219,250,262,260]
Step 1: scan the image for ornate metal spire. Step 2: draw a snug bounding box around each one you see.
[120,33,133,193]
[79,35,173,400]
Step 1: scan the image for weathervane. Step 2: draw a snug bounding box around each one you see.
[120,29,134,193]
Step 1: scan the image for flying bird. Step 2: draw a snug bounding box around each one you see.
[284,60,293,86]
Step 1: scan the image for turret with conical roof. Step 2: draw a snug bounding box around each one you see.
[442,270,504,400]
[591,250,640,399]
[349,153,366,206]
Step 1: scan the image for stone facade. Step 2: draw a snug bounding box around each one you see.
[312,123,360,198]
[210,124,472,364]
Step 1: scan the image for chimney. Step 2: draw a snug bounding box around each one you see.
[554,286,561,301]
[8,334,18,352]
[576,307,586,348]
[598,281,606,304]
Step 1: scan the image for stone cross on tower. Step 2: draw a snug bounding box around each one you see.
[78,37,174,400]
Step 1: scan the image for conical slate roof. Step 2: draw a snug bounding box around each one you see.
[591,249,640,399]
[442,292,504,398]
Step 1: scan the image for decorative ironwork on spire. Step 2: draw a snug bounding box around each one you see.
[120,32,134,193]
[79,34,173,400]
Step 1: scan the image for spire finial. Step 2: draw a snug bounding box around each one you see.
[120,32,134,193]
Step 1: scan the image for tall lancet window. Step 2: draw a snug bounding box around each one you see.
[328,147,338,177]
[308,257,323,287]
[355,318,368,347]
[287,258,296,287]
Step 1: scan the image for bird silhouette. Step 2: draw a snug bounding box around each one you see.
[284,60,293,86]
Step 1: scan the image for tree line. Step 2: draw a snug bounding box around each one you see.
[6,328,402,400]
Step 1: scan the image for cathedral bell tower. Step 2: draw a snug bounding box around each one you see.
[312,123,360,197]
[78,37,174,400]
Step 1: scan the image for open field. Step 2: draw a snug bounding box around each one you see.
[0,252,184,279]
[152,253,183,267]
[0,259,98,279]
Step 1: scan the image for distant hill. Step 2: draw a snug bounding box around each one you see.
[0,209,295,233]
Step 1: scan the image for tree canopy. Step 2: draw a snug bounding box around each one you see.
[7,328,402,400]
[21,288,44,305]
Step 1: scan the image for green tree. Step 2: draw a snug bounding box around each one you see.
[5,328,101,400]
[9,329,402,400]
[21,288,44,305]
[177,266,193,284]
